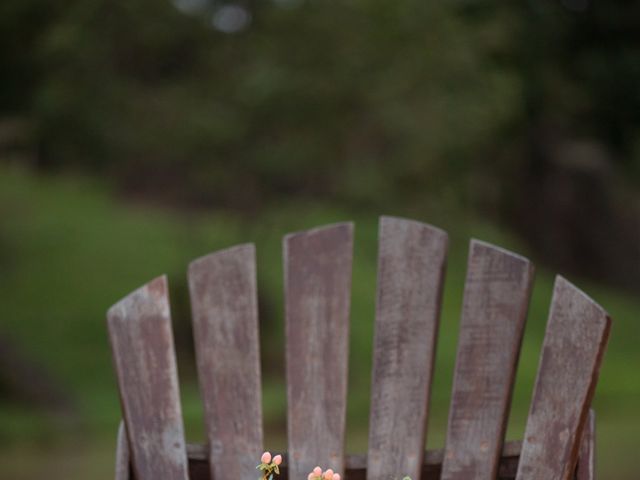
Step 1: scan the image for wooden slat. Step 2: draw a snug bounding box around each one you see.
[577,410,596,480]
[367,216,448,480]
[285,223,353,480]
[188,244,263,480]
[115,421,131,480]
[441,240,534,480]
[107,276,189,480]
[516,277,611,480]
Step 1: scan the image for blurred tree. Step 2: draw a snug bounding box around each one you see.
[22,0,521,208]
[499,1,640,289]
[0,0,638,287]
[0,0,57,112]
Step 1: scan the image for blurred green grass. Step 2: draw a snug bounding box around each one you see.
[1,164,638,478]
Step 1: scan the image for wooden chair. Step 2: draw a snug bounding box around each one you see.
[108,217,610,480]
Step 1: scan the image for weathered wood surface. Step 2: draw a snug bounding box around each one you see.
[114,421,130,480]
[367,217,448,480]
[284,223,353,480]
[188,244,263,480]
[441,240,534,480]
[109,221,605,480]
[107,276,189,480]
[577,410,596,480]
[516,277,611,480]
[180,441,523,480]
[119,438,590,480]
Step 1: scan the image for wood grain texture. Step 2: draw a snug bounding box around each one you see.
[516,277,611,480]
[115,421,131,480]
[188,244,263,480]
[577,410,596,480]
[441,240,534,480]
[107,276,189,480]
[284,223,353,480]
[367,216,448,480]
[163,441,526,480]
[120,433,590,480]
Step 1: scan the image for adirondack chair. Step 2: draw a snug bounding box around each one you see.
[108,217,610,480]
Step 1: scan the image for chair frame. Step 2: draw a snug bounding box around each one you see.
[108,217,610,480]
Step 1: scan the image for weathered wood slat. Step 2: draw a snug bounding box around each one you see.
[577,410,596,480]
[516,277,611,480]
[367,216,448,480]
[284,223,353,480]
[188,244,263,480]
[115,421,130,480]
[107,276,189,480]
[441,240,534,480]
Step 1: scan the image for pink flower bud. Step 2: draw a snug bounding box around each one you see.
[273,455,282,466]
[313,467,322,476]
[261,452,272,464]
[332,474,340,480]
[308,474,315,480]
[324,469,334,479]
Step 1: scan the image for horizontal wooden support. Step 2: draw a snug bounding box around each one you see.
[118,438,589,480]
[118,420,589,480]
[186,441,523,463]
[182,442,523,480]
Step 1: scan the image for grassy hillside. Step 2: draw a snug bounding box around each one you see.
[0,164,638,478]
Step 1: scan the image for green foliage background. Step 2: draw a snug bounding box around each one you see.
[1,0,639,478]
[5,1,640,207]
[1,167,639,479]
